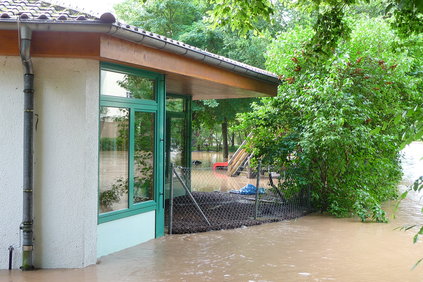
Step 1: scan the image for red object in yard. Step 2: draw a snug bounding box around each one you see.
[213,162,228,170]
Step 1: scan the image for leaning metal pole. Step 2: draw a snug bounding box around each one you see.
[169,163,174,235]
[254,161,262,220]
[173,167,211,226]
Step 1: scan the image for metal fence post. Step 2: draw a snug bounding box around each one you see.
[254,160,262,220]
[169,163,174,235]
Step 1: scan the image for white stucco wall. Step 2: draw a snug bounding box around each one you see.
[0,56,99,269]
[0,56,24,270]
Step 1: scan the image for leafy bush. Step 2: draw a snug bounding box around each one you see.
[239,18,422,221]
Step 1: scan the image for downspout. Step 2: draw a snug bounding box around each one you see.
[19,24,35,271]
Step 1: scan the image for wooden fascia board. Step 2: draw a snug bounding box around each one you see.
[0,30,19,55]
[31,31,100,58]
[0,30,100,58]
[99,35,277,97]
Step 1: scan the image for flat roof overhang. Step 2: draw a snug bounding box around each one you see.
[0,29,279,100]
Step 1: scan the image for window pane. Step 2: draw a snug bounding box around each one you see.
[101,70,155,100]
[166,96,184,112]
[169,117,186,166]
[134,112,155,203]
[99,107,129,213]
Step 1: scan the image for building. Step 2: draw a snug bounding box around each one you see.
[0,0,279,269]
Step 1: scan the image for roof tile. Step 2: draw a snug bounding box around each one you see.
[0,0,101,21]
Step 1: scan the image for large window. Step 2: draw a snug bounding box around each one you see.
[99,63,165,224]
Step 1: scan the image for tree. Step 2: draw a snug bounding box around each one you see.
[114,0,204,38]
[207,0,423,38]
[207,0,274,35]
[210,0,422,220]
[193,98,256,160]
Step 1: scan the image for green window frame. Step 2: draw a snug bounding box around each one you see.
[98,62,165,233]
[165,93,192,176]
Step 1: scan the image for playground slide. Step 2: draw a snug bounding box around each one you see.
[213,162,228,170]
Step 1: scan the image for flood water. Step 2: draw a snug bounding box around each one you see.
[192,151,225,168]
[3,142,423,282]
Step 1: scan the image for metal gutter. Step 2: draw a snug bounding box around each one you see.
[0,20,280,84]
[0,20,113,33]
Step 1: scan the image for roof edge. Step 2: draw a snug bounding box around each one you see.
[0,20,280,85]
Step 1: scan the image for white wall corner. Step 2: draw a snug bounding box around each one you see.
[30,58,99,268]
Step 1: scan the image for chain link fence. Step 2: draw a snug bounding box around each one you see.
[165,163,311,234]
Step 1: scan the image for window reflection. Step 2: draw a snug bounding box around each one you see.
[99,107,129,213]
[166,96,184,112]
[169,117,185,166]
[101,70,155,100]
[134,112,155,203]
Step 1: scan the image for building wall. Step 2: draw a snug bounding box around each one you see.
[97,211,155,258]
[0,56,24,270]
[0,56,99,269]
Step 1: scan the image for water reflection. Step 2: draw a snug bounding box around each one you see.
[192,151,225,168]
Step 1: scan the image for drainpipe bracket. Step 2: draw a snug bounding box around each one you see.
[22,246,33,251]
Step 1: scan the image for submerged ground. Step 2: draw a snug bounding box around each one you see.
[2,142,423,281]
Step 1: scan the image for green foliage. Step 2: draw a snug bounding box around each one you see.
[134,151,154,202]
[386,0,423,38]
[352,190,387,222]
[178,21,225,53]
[239,18,422,221]
[193,98,255,127]
[114,0,203,38]
[207,0,274,35]
[179,21,270,69]
[117,74,155,100]
[207,0,422,62]
[304,6,351,63]
[192,98,257,158]
[222,34,270,68]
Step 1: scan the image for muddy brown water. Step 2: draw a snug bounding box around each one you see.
[3,143,423,282]
[190,151,273,192]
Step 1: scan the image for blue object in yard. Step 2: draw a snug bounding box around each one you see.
[230,184,266,195]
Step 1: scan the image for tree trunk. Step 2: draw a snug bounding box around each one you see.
[231,131,235,147]
[222,118,229,161]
